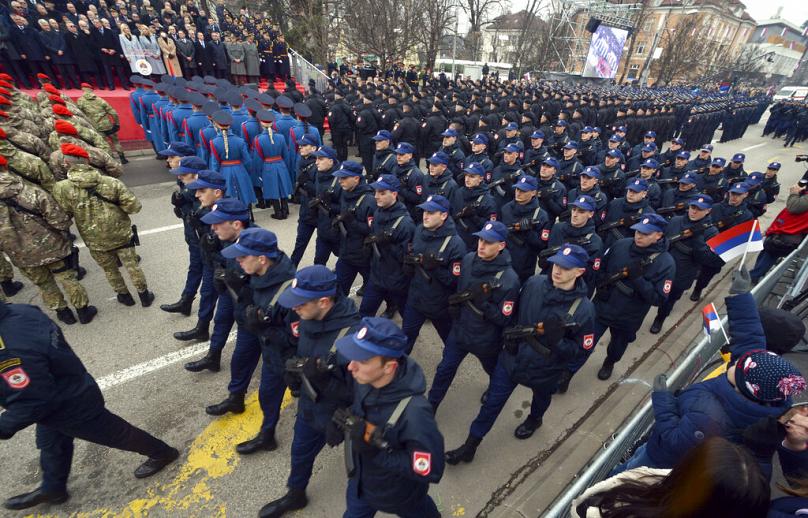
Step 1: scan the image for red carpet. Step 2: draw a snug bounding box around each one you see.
[20,78,315,144]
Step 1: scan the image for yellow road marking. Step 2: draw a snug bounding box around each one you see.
[42,390,294,518]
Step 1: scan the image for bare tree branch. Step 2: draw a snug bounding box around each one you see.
[459,0,503,61]
[341,0,427,67]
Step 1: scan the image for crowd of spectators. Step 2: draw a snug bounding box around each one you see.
[0,0,291,90]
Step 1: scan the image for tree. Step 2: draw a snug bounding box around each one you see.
[418,0,457,72]
[459,0,503,61]
[279,0,339,65]
[507,0,548,73]
[652,14,716,85]
[617,0,652,83]
[341,0,427,67]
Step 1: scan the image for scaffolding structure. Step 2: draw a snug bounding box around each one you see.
[547,0,644,74]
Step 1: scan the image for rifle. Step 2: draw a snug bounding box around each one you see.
[502,320,579,357]
[624,169,640,179]
[308,191,333,215]
[447,280,502,317]
[655,202,687,215]
[284,356,334,402]
[402,253,442,281]
[668,221,714,244]
[596,254,657,291]
[363,230,393,257]
[535,185,558,200]
[454,202,481,229]
[655,177,680,185]
[332,210,355,237]
[489,171,521,192]
[331,407,388,477]
[597,212,644,233]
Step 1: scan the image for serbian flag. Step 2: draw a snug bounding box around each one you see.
[706,219,763,262]
[702,303,721,337]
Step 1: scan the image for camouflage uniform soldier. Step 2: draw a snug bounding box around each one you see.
[0,129,56,191]
[77,83,127,163]
[0,109,45,140]
[52,144,155,307]
[50,135,123,180]
[0,125,50,157]
[46,103,95,131]
[0,155,97,324]
[52,119,112,154]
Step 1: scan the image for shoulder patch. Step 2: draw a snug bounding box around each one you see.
[2,367,30,390]
[583,334,595,350]
[412,451,432,476]
[451,261,461,276]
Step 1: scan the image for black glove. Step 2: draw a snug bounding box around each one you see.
[244,304,269,331]
[302,356,330,386]
[223,269,248,292]
[470,282,494,303]
[541,314,567,349]
[173,206,183,219]
[170,190,184,207]
[199,233,220,256]
[730,267,752,294]
[653,373,668,392]
[516,217,533,231]
[213,268,227,294]
[283,371,302,395]
[625,261,645,280]
[421,254,442,270]
[325,419,344,447]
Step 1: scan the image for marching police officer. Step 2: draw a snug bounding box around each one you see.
[327,89,353,162]
[258,265,360,518]
[401,194,466,353]
[464,133,494,182]
[369,130,396,182]
[650,195,722,334]
[429,221,520,411]
[330,317,444,517]
[689,182,753,301]
[700,157,729,201]
[290,135,319,266]
[438,128,466,179]
[0,302,178,510]
[599,178,656,249]
[557,141,583,190]
[355,94,379,175]
[332,161,376,295]
[500,175,551,281]
[359,174,416,319]
[658,172,701,218]
[391,142,426,220]
[523,130,550,175]
[566,166,608,224]
[445,244,595,463]
[489,143,522,210]
[591,214,676,381]
[424,151,462,207]
[453,162,498,250]
[534,157,567,222]
[220,228,298,455]
[541,195,604,297]
[309,146,342,265]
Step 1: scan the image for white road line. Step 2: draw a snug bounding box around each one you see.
[741,142,767,152]
[74,223,183,249]
[96,330,236,391]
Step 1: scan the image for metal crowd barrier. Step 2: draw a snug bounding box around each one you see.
[288,47,329,94]
[543,237,808,518]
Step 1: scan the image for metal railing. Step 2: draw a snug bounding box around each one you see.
[288,47,330,95]
[543,237,808,518]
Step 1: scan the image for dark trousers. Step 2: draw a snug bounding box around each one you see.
[291,221,316,266]
[37,408,173,492]
[209,291,235,354]
[197,262,217,324]
[287,416,326,490]
[344,477,440,518]
[469,360,553,439]
[335,259,369,296]
[1,54,31,87]
[358,280,408,317]
[693,264,722,294]
[23,59,58,86]
[314,236,339,266]
[100,59,130,89]
[259,343,288,433]
[358,136,374,175]
[593,320,638,365]
[55,63,80,89]
[401,304,453,354]
[428,333,498,409]
[331,131,350,162]
[227,327,261,395]
[751,249,787,282]
[656,278,690,321]
[182,241,203,299]
[213,67,227,79]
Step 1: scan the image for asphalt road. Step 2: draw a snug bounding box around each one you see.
[0,124,806,518]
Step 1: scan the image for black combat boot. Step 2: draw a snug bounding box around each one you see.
[138,290,155,307]
[445,434,482,465]
[76,305,97,324]
[160,295,194,316]
[205,392,245,416]
[649,316,665,334]
[597,359,615,380]
[236,428,277,454]
[0,279,23,296]
[514,416,542,439]
[689,286,704,302]
[280,198,289,218]
[184,349,221,372]
[56,307,77,325]
[556,369,573,394]
[270,200,284,219]
[174,321,210,342]
[258,488,308,518]
[117,292,136,306]
[133,448,179,478]
[119,152,129,164]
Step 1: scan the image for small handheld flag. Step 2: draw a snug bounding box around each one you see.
[706,219,763,263]
[702,302,730,342]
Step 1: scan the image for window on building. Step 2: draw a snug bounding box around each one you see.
[636,43,646,54]
[628,64,640,79]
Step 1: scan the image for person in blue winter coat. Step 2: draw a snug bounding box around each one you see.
[310,146,343,266]
[290,135,320,267]
[329,317,444,518]
[183,94,213,157]
[614,268,806,474]
[500,174,551,282]
[288,103,322,181]
[401,195,467,354]
[428,221,521,412]
[257,265,361,518]
[445,244,596,463]
[452,162,498,250]
[359,174,416,320]
[209,109,257,207]
[252,109,292,220]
